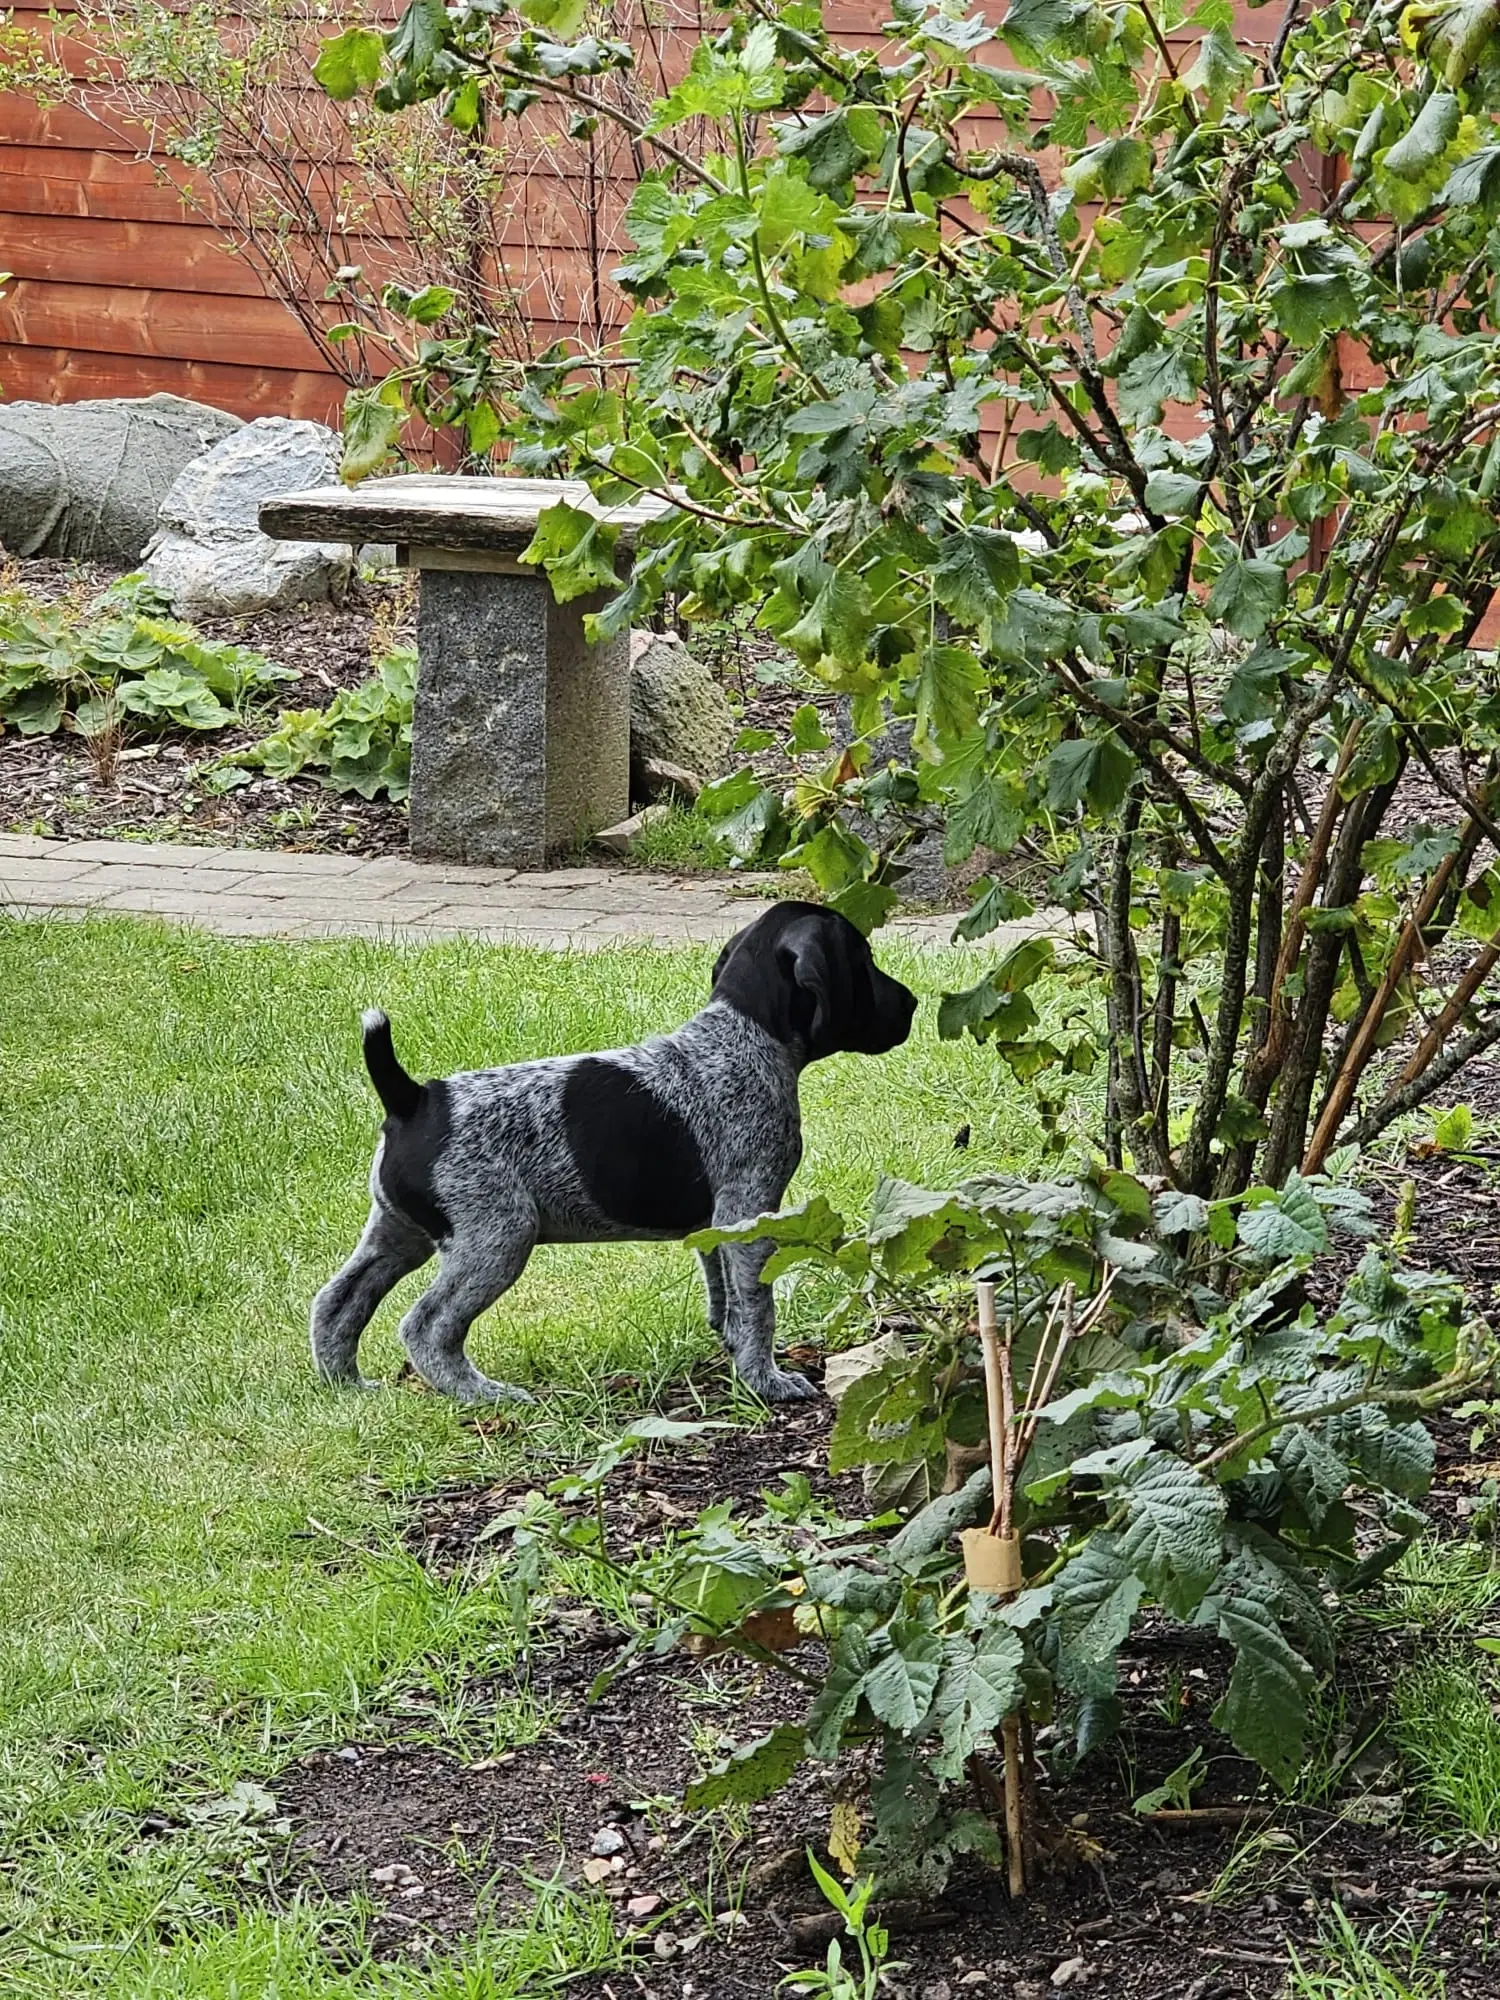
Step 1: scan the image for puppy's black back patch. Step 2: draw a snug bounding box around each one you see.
[562,1058,713,1235]
[377,1078,452,1241]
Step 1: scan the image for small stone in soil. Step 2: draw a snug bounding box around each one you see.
[1050,1961,1091,1990]
[370,1863,415,1886]
[626,1894,662,1921]
[591,1826,628,1856]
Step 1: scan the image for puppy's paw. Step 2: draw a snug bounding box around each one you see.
[460,1377,537,1406]
[751,1366,820,1404]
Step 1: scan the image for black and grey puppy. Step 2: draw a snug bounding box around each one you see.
[311,902,917,1406]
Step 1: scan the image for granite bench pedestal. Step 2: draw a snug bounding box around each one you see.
[259,475,670,870]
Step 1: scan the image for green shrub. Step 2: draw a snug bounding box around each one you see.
[0,576,294,739]
[224,646,415,801]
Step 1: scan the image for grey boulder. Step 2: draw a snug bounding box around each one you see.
[144,416,351,620]
[629,631,734,800]
[0,394,242,566]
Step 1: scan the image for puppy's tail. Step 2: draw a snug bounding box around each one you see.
[361,1009,424,1121]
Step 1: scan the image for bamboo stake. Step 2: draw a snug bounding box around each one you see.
[966,1280,1026,1896]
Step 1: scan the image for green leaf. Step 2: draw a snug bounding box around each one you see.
[519,0,590,37]
[1184,25,1250,100]
[313,25,385,99]
[1433,1102,1475,1152]
[863,1618,943,1732]
[932,1626,1024,1774]
[1114,1456,1226,1618]
[1211,1584,1313,1789]
[806,1627,872,1758]
[1153,1190,1208,1235]
[1416,1,1500,86]
[1324,1406,1433,1498]
[518,503,622,603]
[1441,143,1500,212]
[1274,1427,1350,1531]
[1062,134,1153,202]
[1384,92,1461,180]
[830,877,900,935]
[1143,471,1202,518]
[1207,556,1288,640]
[944,775,1024,864]
[1237,1175,1327,1261]
[914,645,982,758]
[340,387,405,484]
[685,1724,805,1809]
[931,526,1022,625]
[1045,733,1134,814]
[1269,274,1359,346]
[1117,344,1202,426]
[1052,1535,1146,1690]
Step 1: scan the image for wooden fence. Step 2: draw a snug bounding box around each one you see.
[0,3,1277,422]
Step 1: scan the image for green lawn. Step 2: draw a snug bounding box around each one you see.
[0,914,1035,1996]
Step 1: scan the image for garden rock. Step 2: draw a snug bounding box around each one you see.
[144,417,351,620]
[629,631,734,798]
[0,394,241,566]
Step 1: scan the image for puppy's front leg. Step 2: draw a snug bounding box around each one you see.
[717,1232,817,1403]
[697,1247,727,1337]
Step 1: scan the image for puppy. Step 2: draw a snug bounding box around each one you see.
[311,902,918,1405]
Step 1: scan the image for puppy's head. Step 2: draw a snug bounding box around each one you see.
[711,901,918,1064]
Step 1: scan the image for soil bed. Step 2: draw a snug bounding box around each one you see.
[274,1311,1500,1999]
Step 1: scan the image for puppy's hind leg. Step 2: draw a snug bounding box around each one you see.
[311,1202,433,1389]
[397,1213,539,1405]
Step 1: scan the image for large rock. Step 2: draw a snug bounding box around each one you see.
[629,630,735,799]
[0,394,242,566]
[144,416,350,620]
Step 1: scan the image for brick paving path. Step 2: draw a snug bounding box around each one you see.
[0,833,1001,950]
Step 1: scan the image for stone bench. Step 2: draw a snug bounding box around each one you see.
[259,475,671,870]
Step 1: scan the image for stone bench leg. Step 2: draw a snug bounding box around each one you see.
[406,552,630,870]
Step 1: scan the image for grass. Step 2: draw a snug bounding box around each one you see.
[1287,1909,1447,1999]
[0,912,1037,1995]
[619,799,727,872]
[1392,1656,1500,1839]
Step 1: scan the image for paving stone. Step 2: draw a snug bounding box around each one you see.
[0,858,107,884]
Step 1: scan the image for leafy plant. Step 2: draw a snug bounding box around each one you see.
[224,647,416,800]
[491,1167,1495,1895]
[0,579,294,742]
[780,1856,899,2000]
[329,0,1500,1196]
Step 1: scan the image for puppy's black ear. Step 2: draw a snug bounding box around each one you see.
[778,920,853,1060]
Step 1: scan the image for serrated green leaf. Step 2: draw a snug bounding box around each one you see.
[1238,1175,1327,1261]
[1211,1584,1313,1789]
[1208,556,1288,640]
[863,1618,943,1732]
[932,1626,1024,1774]
[931,526,1022,625]
[685,1723,805,1809]
[1274,1426,1350,1530]
[313,25,385,99]
[1052,1534,1146,1691]
[1114,1456,1226,1618]
[806,1626,872,1759]
[1153,1190,1209,1235]
[1384,92,1461,180]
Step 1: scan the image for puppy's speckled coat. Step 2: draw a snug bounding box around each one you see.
[310,902,918,1404]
